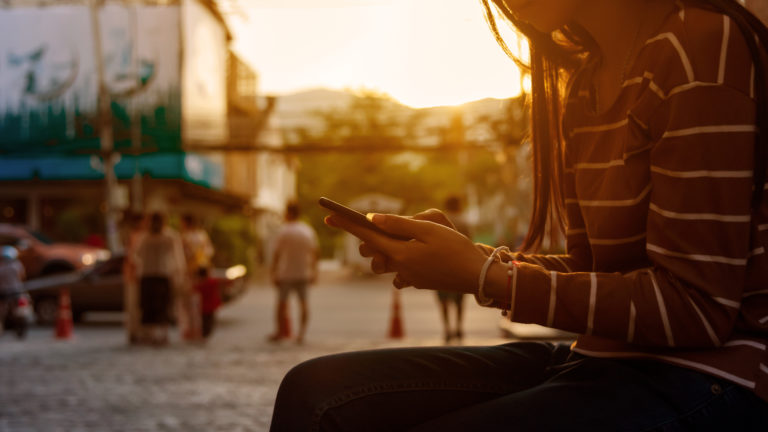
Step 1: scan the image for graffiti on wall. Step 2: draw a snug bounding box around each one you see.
[0,4,182,153]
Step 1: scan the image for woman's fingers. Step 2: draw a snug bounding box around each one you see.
[412,208,454,229]
[393,274,413,289]
[367,213,438,241]
[327,213,483,292]
[325,215,402,253]
[360,243,394,274]
[371,255,389,274]
[358,242,376,257]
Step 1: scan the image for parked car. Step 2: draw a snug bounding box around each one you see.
[0,224,110,279]
[24,255,248,324]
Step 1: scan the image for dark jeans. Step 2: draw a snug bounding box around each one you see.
[270,342,768,432]
[139,276,171,325]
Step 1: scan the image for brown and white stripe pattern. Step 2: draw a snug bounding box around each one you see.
[499,2,768,403]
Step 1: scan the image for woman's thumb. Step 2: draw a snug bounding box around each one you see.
[367,214,429,241]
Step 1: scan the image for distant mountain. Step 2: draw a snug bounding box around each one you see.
[267,88,516,137]
[419,97,514,122]
[273,88,354,116]
[269,88,354,131]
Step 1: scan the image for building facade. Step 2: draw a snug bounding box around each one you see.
[0,0,295,252]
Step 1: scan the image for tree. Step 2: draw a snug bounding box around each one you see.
[461,94,531,246]
[288,90,530,257]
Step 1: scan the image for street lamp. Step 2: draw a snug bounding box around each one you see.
[89,0,121,253]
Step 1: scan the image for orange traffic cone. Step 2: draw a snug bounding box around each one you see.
[388,288,404,339]
[55,288,73,340]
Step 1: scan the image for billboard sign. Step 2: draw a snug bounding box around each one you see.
[0,3,182,153]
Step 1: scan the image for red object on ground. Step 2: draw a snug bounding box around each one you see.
[388,288,404,339]
[55,288,73,340]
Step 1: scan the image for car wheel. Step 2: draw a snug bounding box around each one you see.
[35,296,59,325]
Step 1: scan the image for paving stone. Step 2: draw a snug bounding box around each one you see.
[0,270,508,431]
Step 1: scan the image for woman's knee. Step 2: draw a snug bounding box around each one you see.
[275,352,367,410]
[271,358,324,431]
[272,353,370,431]
[277,356,331,402]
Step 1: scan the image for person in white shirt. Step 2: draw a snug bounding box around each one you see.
[269,201,318,344]
[135,213,186,345]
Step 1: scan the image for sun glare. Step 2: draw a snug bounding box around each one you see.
[231,0,527,108]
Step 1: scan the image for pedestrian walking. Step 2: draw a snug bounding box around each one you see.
[435,195,470,343]
[134,213,186,345]
[269,201,318,344]
[179,214,214,341]
[272,1,768,430]
[193,266,221,340]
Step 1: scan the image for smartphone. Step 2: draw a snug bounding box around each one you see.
[318,197,409,240]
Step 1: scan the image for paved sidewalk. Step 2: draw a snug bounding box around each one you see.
[0,265,521,432]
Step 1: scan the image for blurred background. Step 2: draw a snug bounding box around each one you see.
[0,1,765,431]
[0,0,537,262]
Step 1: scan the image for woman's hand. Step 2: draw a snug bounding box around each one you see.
[357,208,456,285]
[326,212,487,294]
[409,208,457,230]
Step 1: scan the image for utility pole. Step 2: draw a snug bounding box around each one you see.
[129,1,143,214]
[90,0,121,253]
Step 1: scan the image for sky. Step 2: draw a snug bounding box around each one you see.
[226,0,525,108]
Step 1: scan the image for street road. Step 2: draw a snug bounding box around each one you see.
[0,263,527,432]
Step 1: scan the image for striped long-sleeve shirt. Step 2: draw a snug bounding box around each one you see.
[493,2,768,402]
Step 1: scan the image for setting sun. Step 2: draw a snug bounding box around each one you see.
[227,0,525,107]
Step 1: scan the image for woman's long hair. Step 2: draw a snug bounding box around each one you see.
[482,0,768,252]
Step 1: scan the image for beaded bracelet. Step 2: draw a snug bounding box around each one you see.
[475,245,509,306]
